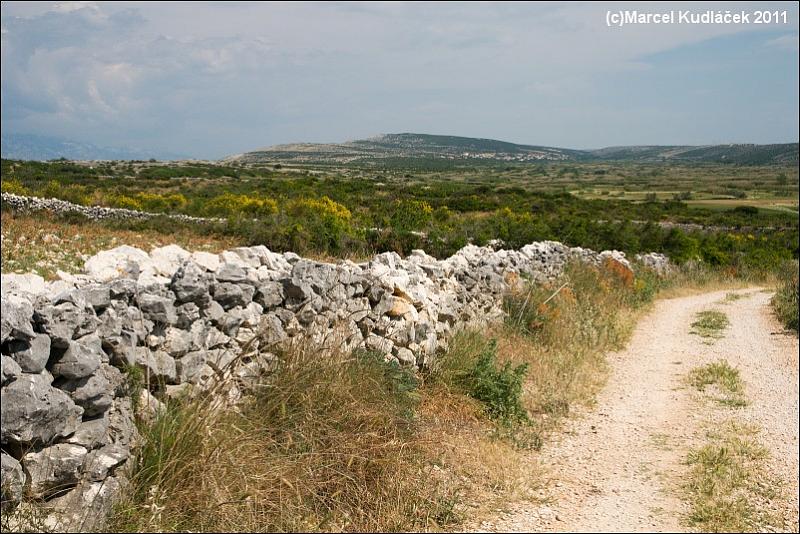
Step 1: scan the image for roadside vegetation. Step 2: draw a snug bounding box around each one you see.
[771,260,799,332]
[2,157,796,530]
[109,343,455,532]
[684,361,785,532]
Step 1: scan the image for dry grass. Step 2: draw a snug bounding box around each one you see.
[1,211,241,279]
[416,384,540,520]
[771,260,799,332]
[108,338,459,533]
[494,262,644,438]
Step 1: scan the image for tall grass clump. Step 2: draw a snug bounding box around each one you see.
[108,341,457,532]
[497,260,656,428]
[771,260,798,332]
[503,258,654,350]
[106,260,675,531]
[408,259,669,523]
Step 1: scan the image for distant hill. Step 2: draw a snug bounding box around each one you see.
[228,133,798,166]
[1,133,186,161]
[228,133,587,165]
[589,144,799,165]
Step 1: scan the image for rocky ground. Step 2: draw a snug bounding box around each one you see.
[472,289,799,533]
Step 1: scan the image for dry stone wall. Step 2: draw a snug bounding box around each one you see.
[1,192,217,224]
[1,239,669,529]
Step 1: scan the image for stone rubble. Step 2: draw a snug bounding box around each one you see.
[0,238,669,530]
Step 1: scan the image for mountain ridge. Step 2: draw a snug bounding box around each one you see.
[2,132,796,165]
[229,133,798,165]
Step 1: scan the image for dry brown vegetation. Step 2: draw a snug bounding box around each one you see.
[0,211,241,279]
[110,339,458,532]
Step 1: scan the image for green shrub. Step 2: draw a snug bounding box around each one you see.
[466,344,528,423]
[109,194,144,211]
[137,192,188,212]
[389,199,433,232]
[630,267,668,308]
[664,229,701,263]
[732,205,758,216]
[39,180,91,205]
[285,196,355,253]
[453,339,529,424]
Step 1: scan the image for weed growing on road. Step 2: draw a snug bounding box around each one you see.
[688,360,747,407]
[685,421,781,532]
[650,432,672,451]
[717,292,749,305]
[690,310,730,342]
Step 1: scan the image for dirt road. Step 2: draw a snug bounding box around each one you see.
[475,289,799,533]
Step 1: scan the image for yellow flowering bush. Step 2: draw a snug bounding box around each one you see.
[0,178,29,195]
[204,193,278,217]
[285,196,354,252]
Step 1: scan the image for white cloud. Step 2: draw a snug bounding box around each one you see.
[86,79,114,114]
[52,2,99,14]
[766,33,799,52]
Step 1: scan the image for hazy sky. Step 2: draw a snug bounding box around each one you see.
[1,1,798,158]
